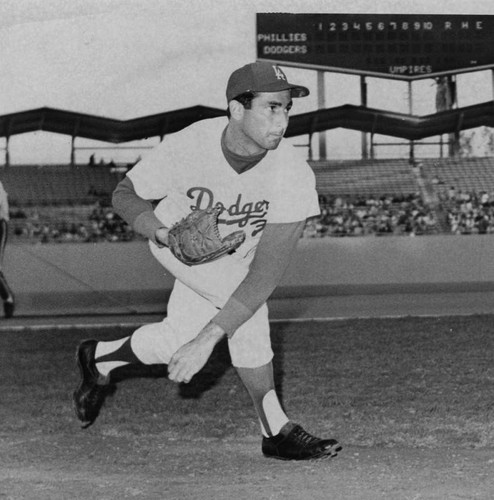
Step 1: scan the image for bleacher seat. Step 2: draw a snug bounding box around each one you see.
[4,157,494,242]
[0,164,125,206]
[309,159,419,197]
[420,157,494,195]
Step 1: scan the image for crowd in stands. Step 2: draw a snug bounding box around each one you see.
[439,188,494,235]
[9,188,494,243]
[9,193,441,244]
[10,202,138,244]
[303,193,438,238]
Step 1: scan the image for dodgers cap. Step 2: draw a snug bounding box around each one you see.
[226,61,309,102]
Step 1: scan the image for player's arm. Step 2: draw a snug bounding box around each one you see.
[112,176,169,246]
[212,220,306,336]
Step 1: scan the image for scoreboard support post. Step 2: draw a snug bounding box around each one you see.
[3,136,10,169]
[360,76,368,160]
[408,81,415,162]
[317,70,327,160]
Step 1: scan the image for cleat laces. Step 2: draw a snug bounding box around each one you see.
[291,426,320,448]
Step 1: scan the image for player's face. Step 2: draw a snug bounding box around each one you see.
[239,90,293,154]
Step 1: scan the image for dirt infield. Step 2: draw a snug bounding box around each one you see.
[2,440,493,499]
[1,317,493,499]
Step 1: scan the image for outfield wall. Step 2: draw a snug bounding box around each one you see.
[6,235,494,316]
[281,235,494,295]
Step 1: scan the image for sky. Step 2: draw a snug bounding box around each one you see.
[1,0,494,164]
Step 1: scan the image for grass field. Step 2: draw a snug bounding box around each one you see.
[1,314,493,499]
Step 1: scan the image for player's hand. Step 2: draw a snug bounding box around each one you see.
[155,227,170,247]
[168,322,225,383]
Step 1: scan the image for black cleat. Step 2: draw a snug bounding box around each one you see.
[73,340,115,429]
[262,422,342,460]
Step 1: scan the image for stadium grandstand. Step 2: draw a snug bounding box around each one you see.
[1,103,494,243]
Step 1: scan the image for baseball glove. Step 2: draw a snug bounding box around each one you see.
[167,206,246,266]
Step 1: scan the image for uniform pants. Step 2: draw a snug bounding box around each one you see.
[130,244,274,369]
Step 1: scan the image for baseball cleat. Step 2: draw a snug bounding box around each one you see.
[73,339,115,429]
[262,422,342,460]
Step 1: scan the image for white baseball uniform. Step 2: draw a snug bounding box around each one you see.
[125,117,319,368]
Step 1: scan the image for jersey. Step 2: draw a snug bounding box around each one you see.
[127,117,319,266]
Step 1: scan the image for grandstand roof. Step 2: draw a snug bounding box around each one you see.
[0,106,227,143]
[0,101,493,143]
[284,101,494,141]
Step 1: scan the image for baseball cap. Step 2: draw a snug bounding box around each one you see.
[226,61,310,102]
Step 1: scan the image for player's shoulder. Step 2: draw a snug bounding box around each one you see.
[264,142,316,194]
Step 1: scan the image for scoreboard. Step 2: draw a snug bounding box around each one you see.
[257,13,494,80]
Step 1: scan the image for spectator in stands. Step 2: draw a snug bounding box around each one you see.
[302,217,320,238]
[306,193,437,238]
[480,191,490,206]
[0,181,15,318]
[444,188,494,235]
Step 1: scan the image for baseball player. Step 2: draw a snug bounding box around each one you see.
[74,62,342,460]
[0,181,14,318]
